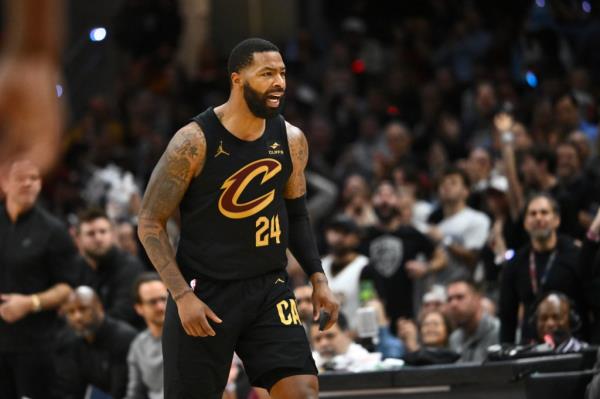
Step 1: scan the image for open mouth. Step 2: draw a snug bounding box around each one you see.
[266,93,283,107]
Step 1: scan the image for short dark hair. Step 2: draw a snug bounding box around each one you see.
[441,166,470,189]
[524,146,557,174]
[227,38,280,76]
[326,214,361,236]
[447,275,479,294]
[525,192,560,215]
[132,272,163,304]
[77,207,110,227]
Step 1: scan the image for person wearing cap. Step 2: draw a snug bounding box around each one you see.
[321,214,369,330]
[420,285,448,316]
[465,147,509,212]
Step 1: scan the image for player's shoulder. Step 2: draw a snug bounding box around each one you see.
[173,121,205,143]
[164,122,207,176]
[166,121,207,157]
[284,120,306,144]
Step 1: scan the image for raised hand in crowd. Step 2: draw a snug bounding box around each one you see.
[397,318,420,353]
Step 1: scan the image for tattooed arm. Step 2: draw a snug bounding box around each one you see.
[283,123,308,199]
[138,122,221,337]
[284,122,339,330]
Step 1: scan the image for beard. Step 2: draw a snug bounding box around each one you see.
[329,244,354,258]
[374,205,399,224]
[73,316,102,339]
[84,245,113,263]
[530,227,553,241]
[243,82,284,119]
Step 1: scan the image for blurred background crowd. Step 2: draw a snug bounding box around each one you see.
[4,0,600,398]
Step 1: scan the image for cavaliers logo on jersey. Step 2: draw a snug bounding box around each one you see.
[218,158,282,219]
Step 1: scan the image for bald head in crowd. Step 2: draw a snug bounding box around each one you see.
[63,286,105,341]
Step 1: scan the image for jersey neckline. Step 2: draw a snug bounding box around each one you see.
[209,106,274,146]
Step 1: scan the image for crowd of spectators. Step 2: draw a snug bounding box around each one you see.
[3,0,600,398]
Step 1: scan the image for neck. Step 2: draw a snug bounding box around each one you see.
[464,308,483,336]
[532,232,557,252]
[148,323,163,339]
[332,252,358,267]
[380,217,401,232]
[216,100,265,141]
[443,201,465,218]
[5,199,29,223]
[86,257,98,270]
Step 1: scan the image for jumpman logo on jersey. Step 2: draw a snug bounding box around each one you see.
[215,141,230,158]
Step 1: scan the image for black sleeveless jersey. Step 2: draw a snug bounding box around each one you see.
[176,107,293,280]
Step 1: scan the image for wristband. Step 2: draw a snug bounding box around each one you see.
[31,294,42,313]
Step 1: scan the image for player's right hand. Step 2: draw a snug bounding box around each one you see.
[175,292,222,337]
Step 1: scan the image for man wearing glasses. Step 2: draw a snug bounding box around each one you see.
[125,273,168,399]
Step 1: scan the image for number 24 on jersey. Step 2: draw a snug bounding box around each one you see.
[256,214,281,247]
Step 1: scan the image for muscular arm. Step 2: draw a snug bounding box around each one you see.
[284,122,339,328]
[284,123,308,200]
[283,124,321,279]
[137,123,205,299]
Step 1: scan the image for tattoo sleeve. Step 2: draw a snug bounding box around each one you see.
[138,123,206,298]
[284,122,308,199]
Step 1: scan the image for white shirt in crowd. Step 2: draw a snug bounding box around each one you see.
[322,254,370,329]
[436,207,490,282]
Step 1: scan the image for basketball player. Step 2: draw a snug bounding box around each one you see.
[138,38,339,399]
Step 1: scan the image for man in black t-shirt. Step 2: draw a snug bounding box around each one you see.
[360,181,446,333]
[499,193,584,344]
[0,160,80,399]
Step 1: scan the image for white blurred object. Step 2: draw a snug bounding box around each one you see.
[423,284,447,304]
[378,357,405,369]
[356,307,379,339]
[84,163,140,220]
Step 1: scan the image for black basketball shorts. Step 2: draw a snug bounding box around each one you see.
[163,269,317,399]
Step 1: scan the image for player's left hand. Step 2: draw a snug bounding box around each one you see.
[310,272,339,330]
